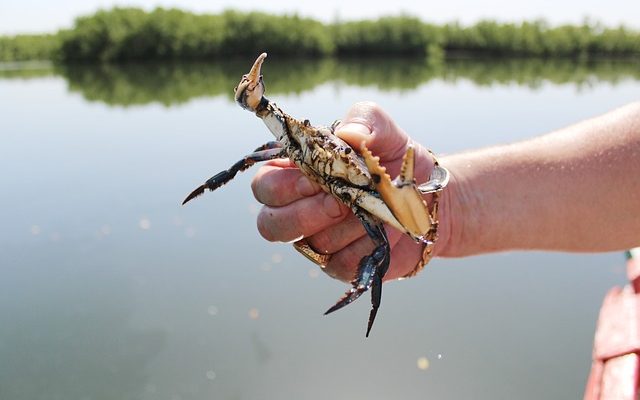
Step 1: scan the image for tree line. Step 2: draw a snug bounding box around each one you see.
[1,7,639,62]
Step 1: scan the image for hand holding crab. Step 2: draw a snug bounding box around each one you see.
[252,101,451,282]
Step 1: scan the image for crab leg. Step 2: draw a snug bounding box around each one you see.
[182,142,283,205]
[324,209,390,337]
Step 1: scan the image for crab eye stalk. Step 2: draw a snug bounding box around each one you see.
[234,53,267,112]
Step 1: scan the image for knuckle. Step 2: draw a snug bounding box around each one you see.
[294,202,315,236]
[353,100,379,112]
[322,193,345,219]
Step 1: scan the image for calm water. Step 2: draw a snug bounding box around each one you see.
[1,58,639,399]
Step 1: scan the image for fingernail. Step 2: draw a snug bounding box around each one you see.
[336,122,372,147]
[323,194,343,218]
[296,176,317,197]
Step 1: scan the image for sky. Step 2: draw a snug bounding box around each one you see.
[1,0,638,35]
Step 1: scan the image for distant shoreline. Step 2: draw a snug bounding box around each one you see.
[1,7,639,63]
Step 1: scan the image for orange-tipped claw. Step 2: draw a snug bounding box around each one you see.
[248,52,267,82]
[234,52,268,111]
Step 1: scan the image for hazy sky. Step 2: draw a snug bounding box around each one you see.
[1,0,638,34]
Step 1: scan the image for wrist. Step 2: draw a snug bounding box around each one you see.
[433,148,518,257]
[433,150,496,258]
[427,157,457,258]
[412,144,456,259]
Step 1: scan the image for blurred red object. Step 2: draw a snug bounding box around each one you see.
[585,249,640,400]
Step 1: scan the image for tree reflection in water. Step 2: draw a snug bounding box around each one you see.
[2,57,638,106]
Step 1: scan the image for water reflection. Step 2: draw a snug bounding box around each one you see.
[1,57,639,106]
[442,57,640,88]
[58,59,337,106]
[0,61,54,80]
[250,332,272,365]
[58,58,640,105]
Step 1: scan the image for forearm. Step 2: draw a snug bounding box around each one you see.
[439,102,640,257]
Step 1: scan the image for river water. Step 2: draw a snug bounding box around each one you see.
[1,57,638,399]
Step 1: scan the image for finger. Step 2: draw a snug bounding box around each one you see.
[305,216,406,256]
[335,101,410,161]
[252,165,321,207]
[322,235,375,283]
[385,237,425,281]
[321,226,404,283]
[256,193,349,242]
[334,119,373,149]
[264,158,296,168]
[305,213,367,254]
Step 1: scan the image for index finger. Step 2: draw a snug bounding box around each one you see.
[251,164,322,207]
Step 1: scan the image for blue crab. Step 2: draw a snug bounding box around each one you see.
[183,53,449,336]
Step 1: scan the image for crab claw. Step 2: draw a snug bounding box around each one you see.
[325,236,389,337]
[234,52,267,111]
[324,288,367,316]
[182,184,206,205]
[361,143,432,241]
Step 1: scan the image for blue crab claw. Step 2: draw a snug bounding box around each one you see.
[182,142,283,205]
[182,169,231,205]
[325,221,389,337]
[324,288,367,316]
[182,184,206,205]
[324,250,377,315]
[361,143,433,242]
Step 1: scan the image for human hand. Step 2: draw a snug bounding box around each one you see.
[251,101,449,282]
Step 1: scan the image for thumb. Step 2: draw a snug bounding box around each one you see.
[334,102,410,161]
[334,121,372,149]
